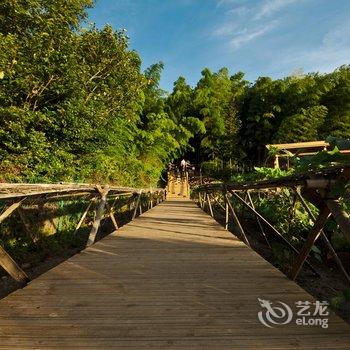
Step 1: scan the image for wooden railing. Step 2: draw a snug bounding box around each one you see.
[0,183,166,285]
[192,166,350,284]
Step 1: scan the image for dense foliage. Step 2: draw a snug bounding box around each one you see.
[0,0,349,186]
[166,67,350,166]
[0,0,197,186]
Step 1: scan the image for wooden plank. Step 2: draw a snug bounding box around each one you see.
[0,183,163,200]
[266,140,329,150]
[0,199,349,349]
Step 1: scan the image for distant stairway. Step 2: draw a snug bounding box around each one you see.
[166,170,189,198]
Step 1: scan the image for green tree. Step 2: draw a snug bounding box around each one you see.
[274,106,328,143]
[193,68,241,161]
[321,65,350,138]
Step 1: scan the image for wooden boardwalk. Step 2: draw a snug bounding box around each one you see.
[0,199,349,349]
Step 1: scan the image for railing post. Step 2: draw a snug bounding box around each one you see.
[224,191,229,230]
[291,206,331,280]
[139,194,143,215]
[231,190,318,276]
[132,191,142,220]
[198,192,203,209]
[207,193,214,217]
[247,190,270,247]
[295,189,350,283]
[225,193,250,247]
[86,186,109,247]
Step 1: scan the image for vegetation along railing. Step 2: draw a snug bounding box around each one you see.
[192,166,350,284]
[0,183,166,286]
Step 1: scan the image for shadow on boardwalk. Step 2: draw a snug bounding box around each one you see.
[0,199,349,349]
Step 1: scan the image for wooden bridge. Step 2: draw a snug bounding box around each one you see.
[0,196,349,349]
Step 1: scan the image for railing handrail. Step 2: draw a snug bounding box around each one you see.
[192,165,350,285]
[0,182,166,285]
[0,182,165,200]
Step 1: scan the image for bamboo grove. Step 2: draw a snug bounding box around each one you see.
[1,0,350,187]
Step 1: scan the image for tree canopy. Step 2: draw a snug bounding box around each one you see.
[0,0,196,186]
[0,0,349,186]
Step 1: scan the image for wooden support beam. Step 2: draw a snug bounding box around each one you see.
[0,198,26,224]
[43,192,93,201]
[74,199,95,235]
[291,206,331,280]
[0,245,29,284]
[105,202,118,231]
[295,190,350,284]
[225,195,229,231]
[110,196,119,209]
[0,197,30,283]
[96,185,118,231]
[86,187,109,247]
[247,191,270,248]
[206,193,214,217]
[201,192,205,209]
[200,192,205,209]
[211,194,225,211]
[326,199,350,244]
[230,190,319,276]
[225,194,250,247]
[132,192,142,220]
[150,191,153,209]
[198,192,203,209]
[139,196,143,215]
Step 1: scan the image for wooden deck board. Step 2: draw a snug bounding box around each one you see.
[0,199,349,349]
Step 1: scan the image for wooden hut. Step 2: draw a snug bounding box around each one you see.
[265,140,350,168]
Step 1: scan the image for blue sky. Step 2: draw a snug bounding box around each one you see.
[88,0,350,91]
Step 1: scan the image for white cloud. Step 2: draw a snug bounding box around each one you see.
[213,21,237,37]
[230,21,278,48]
[227,6,249,16]
[322,21,350,47]
[213,0,291,49]
[254,0,300,20]
[216,0,241,7]
[279,22,350,74]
